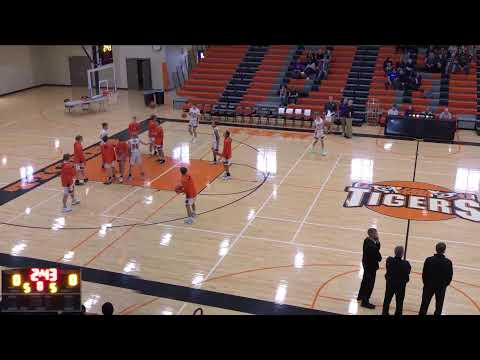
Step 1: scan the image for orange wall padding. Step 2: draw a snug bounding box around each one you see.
[162,62,169,90]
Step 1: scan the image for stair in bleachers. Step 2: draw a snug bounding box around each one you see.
[241,45,296,108]
[295,46,357,112]
[177,45,249,105]
[345,45,379,124]
[217,45,269,105]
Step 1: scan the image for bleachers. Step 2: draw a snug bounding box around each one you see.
[368,46,478,128]
[177,45,249,105]
[295,46,357,113]
[177,45,480,133]
[240,45,293,107]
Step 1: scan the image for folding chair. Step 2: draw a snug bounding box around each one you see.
[203,104,212,122]
[285,108,294,127]
[226,104,236,122]
[235,105,244,123]
[303,109,313,128]
[244,106,255,124]
[277,107,286,126]
[264,108,273,126]
[293,108,303,127]
[197,104,205,122]
[255,107,264,126]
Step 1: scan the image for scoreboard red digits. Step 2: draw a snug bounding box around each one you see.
[1,268,81,312]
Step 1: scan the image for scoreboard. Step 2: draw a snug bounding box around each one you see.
[1,268,81,313]
[99,45,113,65]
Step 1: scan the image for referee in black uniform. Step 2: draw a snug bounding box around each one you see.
[357,228,382,309]
[419,242,453,315]
[382,246,411,315]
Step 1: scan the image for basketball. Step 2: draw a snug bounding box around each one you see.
[175,185,184,194]
[181,112,187,119]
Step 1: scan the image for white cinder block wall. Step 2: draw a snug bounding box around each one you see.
[0,45,193,95]
[0,46,39,94]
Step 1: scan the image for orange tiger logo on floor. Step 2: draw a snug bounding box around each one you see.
[344,181,480,223]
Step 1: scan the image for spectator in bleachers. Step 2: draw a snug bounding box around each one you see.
[303,61,317,79]
[404,105,414,117]
[397,68,408,90]
[405,58,415,76]
[279,85,288,106]
[409,71,422,91]
[292,59,305,79]
[425,52,436,72]
[439,108,453,121]
[387,104,399,117]
[385,68,398,90]
[287,88,299,105]
[383,57,393,74]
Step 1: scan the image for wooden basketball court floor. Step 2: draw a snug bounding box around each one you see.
[0,86,480,315]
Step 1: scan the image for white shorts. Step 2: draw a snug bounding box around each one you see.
[223,158,231,166]
[63,185,74,195]
[185,197,196,206]
[104,162,114,169]
[130,151,142,165]
[314,131,325,140]
[212,142,219,151]
[75,163,84,171]
[189,121,198,128]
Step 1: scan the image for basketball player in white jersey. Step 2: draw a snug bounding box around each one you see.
[210,120,220,164]
[188,104,200,143]
[312,112,327,156]
[127,134,148,181]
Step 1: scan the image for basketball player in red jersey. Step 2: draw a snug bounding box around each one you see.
[60,154,80,213]
[152,121,166,164]
[177,167,197,224]
[115,139,129,183]
[147,114,158,155]
[217,130,232,180]
[73,135,88,185]
[128,116,140,137]
[101,136,117,185]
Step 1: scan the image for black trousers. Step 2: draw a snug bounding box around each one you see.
[358,269,377,302]
[382,283,406,315]
[419,286,447,315]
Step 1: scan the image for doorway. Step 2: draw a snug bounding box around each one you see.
[126,58,152,90]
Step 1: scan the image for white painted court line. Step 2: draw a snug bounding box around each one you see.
[0,191,62,230]
[242,235,480,273]
[202,141,315,283]
[290,154,342,244]
[243,234,362,255]
[256,215,300,224]
[101,161,180,216]
[258,215,480,249]
[100,187,143,216]
[177,303,188,315]
[99,214,236,237]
